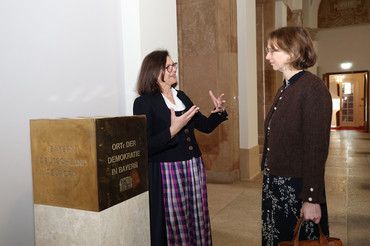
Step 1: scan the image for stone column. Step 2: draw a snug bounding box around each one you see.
[177,0,240,183]
[256,0,276,154]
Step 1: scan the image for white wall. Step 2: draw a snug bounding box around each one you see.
[237,0,258,149]
[122,0,178,115]
[0,0,178,245]
[275,0,287,28]
[317,24,370,77]
[290,0,302,10]
[139,0,178,65]
[303,0,321,28]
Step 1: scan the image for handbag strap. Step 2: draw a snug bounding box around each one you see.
[292,216,329,246]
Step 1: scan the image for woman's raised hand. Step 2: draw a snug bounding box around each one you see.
[169,105,199,138]
[209,90,226,113]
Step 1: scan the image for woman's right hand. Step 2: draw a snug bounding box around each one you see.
[169,105,199,138]
[300,202,321,224]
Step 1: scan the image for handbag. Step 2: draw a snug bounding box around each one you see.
[278,216,343,246]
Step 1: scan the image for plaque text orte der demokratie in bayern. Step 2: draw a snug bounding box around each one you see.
[30,116,148,212]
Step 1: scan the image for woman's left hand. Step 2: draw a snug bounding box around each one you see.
[300,202,321,224]
[209,90,226,113]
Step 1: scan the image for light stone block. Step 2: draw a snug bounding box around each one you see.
[34,192,150,246]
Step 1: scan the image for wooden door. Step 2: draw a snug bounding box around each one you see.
[339,80,363,127]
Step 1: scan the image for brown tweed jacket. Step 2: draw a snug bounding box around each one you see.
[261,71,332,204]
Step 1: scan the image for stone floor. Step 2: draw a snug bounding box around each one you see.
[207,130,370,246]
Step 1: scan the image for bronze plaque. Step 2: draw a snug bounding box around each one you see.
[30,116,148,212]
[95,117,148,210]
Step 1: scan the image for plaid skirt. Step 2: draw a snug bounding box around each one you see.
[262,160,329,246]
[160,156,212,246]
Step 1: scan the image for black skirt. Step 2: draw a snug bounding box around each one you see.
[261,160,329,246]
[148,161,167,246]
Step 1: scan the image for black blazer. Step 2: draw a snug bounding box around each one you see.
[133,90,228,162]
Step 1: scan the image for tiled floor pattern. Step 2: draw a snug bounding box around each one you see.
[207,130,370,246]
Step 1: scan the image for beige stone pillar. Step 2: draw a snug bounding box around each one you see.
[256,0,276,154]
[177,0,240,183]
[237,0,261,181]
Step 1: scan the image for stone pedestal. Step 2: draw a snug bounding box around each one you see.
[30,116,150,245]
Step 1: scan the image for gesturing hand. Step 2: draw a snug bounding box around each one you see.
[169,105,199,138]
[209,90,226,113]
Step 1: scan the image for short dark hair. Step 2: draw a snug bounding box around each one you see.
[136,50,176,95]
[268,26,316,69]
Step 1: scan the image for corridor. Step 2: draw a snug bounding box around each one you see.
[207,130,370,246]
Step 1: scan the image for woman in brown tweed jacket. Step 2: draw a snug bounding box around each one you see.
[261,26,332,246]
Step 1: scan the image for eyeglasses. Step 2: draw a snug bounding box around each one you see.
[165,62,178,72]
[265,47,279,55]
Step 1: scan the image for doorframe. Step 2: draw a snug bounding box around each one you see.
[323,70,369,132]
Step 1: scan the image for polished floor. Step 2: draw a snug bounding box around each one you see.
[207,130,370,246]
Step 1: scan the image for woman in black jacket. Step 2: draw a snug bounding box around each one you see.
[133,50,227,246]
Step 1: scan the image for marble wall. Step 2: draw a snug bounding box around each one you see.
[177,0,240,183]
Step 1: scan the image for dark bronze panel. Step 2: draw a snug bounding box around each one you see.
[96,117,148,211]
